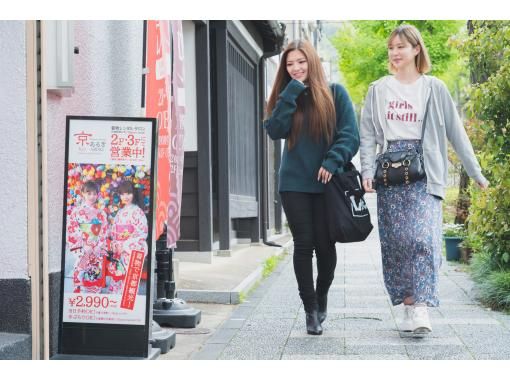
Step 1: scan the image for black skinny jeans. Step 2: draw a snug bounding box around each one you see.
[280,191,337,312]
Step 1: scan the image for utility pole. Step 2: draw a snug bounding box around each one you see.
[314,20,321,49]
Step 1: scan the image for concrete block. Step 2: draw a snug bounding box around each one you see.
[173,250,213,264]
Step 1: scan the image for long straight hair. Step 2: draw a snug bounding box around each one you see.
[265,40,335,150]
[388,24,431,74]
[117,180,144,210]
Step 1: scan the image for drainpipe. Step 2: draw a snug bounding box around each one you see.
[39,20,51,360]
[258,21,285,248]
[27,20,43,360]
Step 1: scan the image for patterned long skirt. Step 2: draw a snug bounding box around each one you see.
[377,140,443,307]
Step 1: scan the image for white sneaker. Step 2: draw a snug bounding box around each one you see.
[412,305,432,335]
[400,305,414,332]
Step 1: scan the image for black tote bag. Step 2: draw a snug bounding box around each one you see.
[324,162,373,243]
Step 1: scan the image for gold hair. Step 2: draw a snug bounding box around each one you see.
[387,24,431,74]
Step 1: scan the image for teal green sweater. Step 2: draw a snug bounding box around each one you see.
[263,79,359,193]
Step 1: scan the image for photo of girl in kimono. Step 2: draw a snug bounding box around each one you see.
[108,180,149,294]
[67,180,108,293]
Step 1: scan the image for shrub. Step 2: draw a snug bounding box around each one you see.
[461,21,510,311]
[461,21,510,269]
[443,223,467,238]
[472,256,510,310]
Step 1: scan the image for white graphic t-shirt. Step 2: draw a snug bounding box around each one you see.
[384,75,425,141]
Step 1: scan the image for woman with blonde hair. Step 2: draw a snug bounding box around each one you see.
[264,39,359,335]
[360,24,488,335]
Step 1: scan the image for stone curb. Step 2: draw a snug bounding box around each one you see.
[176,239,293,305]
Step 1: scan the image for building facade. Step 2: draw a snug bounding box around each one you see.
[0,19,285,359]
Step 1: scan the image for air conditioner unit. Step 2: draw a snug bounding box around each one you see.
[45,21,75,97]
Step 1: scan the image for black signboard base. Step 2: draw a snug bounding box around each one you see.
[52,346,160,360]
[150,320,176,354]
[154,240,202,329]
[153,298,201,328]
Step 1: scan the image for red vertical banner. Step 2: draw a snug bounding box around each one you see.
[167,21,186,247]
[145,20,172,240]
[120,250,145,310]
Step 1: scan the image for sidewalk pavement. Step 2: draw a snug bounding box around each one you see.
[185,194,510,360]
[158,233,292,360]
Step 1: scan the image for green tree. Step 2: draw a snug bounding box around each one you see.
[461,21,510,270]
[332,20,467,105]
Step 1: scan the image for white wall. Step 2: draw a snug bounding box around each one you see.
[182,20,197,152]
[0,21,28,279]
[46,21,144,272]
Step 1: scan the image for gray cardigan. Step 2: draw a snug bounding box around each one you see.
[359,75,488,199]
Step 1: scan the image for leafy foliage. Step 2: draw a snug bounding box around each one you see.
[443,186,460,224]
[460,21,510,311]
[331,20,466,105]
[470,250,510,309]
[461,21,510,270]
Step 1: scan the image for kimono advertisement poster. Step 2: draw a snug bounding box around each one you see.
[62,117,155,326]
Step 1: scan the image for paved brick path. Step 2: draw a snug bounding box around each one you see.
[192,195,510,360]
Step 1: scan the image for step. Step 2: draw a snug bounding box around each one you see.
[0,332,31,360]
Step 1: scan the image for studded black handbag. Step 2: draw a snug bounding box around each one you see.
[374,148,425,187]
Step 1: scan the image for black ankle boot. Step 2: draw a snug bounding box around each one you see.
[317,294,328,324]
[305,309,323,335]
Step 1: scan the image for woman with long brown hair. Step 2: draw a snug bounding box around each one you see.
[264,39,359,335]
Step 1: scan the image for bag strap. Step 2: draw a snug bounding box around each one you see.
[419,87,433,145]
[336,161,364,195]
[331,84,358,176]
